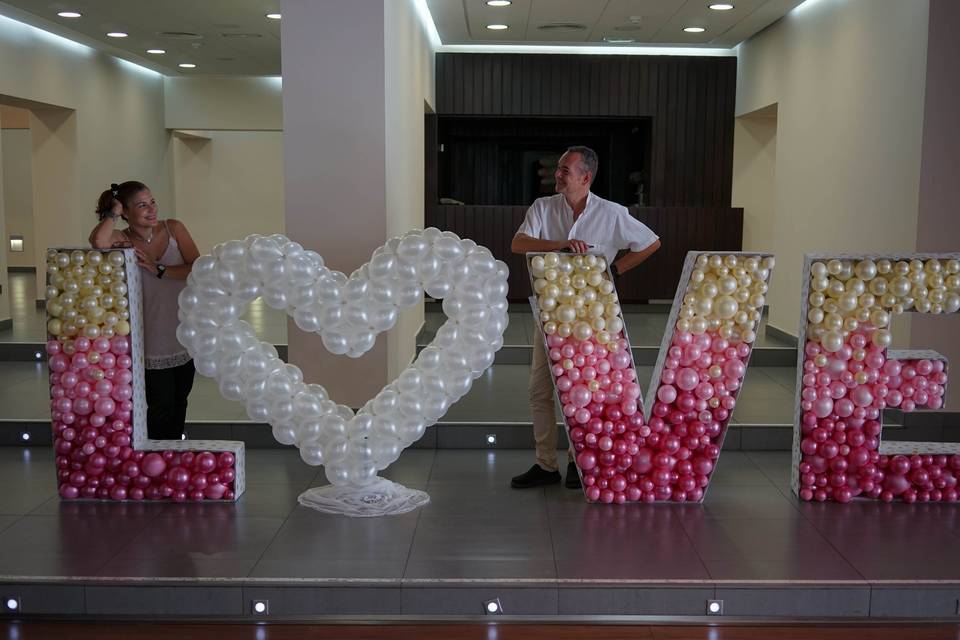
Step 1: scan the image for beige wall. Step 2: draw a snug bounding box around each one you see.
[1,127,35,268]
[736,0,929,347]
[282,0,435,406]
[911,0,960,409]
[0,13,170,299]
[164,77,282,131]
[170,130,284,254]
[1,105,29,128]
[732,104,777,255]
[164,77,285,262]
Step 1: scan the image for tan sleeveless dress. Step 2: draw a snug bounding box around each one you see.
[130,221,190,370]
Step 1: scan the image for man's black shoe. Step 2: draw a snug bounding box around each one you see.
[510,464,561,489]
[565,461,583,489]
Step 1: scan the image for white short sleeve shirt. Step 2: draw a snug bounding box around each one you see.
[515,192,659,264]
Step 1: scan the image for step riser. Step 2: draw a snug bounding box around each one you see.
[6,420,955,450]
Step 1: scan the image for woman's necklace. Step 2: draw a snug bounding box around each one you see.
[126,225,154,245]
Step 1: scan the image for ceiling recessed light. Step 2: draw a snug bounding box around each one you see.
[603,36,635,44]
[106,32,128,38]
[178,63,196,68]
[57,11,82,18]
[146,49,166,54]
[486,24,509,30]
[709,3,735,9]
[683,26,706,33]
[265,13,281,20]
[486,0,512,6]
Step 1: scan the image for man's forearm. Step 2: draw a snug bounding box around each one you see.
[511,233,564,255]
[612,239,661,275]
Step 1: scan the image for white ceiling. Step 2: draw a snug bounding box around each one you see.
[0,0,805,77]
[0,0,281,75]
[428,0,804,49]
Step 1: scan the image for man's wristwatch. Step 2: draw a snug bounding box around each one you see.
[156,264,166,279]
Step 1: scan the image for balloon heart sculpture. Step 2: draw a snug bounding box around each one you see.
[176,229,509,516]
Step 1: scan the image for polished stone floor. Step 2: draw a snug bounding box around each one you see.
[1,446,959,584]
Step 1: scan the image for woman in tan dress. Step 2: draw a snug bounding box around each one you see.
[89,181,200,440]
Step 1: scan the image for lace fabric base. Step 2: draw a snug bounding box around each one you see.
[298,478,430,517]
[145,351,192,370]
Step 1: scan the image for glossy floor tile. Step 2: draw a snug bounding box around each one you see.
[0,448,954,585]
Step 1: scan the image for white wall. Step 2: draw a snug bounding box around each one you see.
[2,126,35,268]
[910,0,960,409]
[282,0,436,406]
[0,12,170,298]
[736,0,929,346]
[170,130,284,254]
[384,0,435,380]
[0,127,8,323]
[732,105,777,255]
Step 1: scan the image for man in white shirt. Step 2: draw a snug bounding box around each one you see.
[510,146,661,489]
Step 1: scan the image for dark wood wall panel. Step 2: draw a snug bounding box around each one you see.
[435,53,737,208]
[427,205,743,302]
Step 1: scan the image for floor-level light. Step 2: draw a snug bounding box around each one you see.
[483,597,503,615]
[706,599,723,615]
[251,599,269,615]
[4,597,20,612]
[486,434,497,446]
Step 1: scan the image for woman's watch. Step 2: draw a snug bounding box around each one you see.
[156,264,166,279]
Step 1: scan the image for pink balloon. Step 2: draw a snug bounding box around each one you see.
[723,359,745,380]
[94,397,116,417]
[49,354,69,373]
[110,336,131,355]
[570,384,592,408]
[141,453,167,478]
[609,350,632,371]
[676,368,699,392]
[167,466,191,489]
[577,451,597,471]
[70,353,89,371]
[812,397,833,419]
[195,452,217,474]
[656,384,678,404]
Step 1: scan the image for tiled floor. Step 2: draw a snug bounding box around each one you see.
[1,447,959,586]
